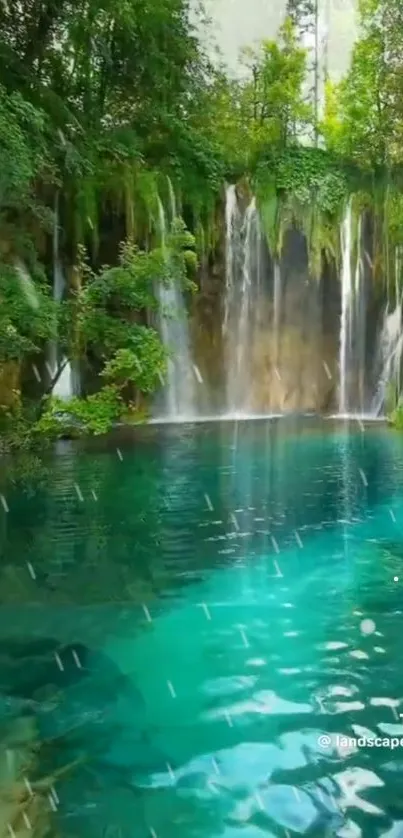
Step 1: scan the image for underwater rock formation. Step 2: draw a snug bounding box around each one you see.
[0,636,167,775]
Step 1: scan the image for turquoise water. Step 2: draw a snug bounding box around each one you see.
[2,417,403,837]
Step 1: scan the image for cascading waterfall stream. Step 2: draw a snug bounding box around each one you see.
[50,194,75,400]
[156,184,400,423]
[223,187,263,415]
[339,202,353,415]
[354,217,366,411]
[338,206,367,415]
[273,260,282,366]
[371,247,403,416]
[167,176,177,224]
[372,312,403,419]
[236,198,257,410]
[223,185,240,338]
[223,185,241,413]
[154,184,196,419]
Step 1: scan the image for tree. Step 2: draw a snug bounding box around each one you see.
[0,0,208,442]
[323,0,403,169]
[286,0,320,144]
[238,19,311,161]
[33,221,196,436]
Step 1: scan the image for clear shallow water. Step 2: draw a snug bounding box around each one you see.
[2,417,403,837]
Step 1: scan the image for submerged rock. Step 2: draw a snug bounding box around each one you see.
[0,636,169,790]
[0,638,130,700]
[0,637,70,700]
[0,637,145,725]
[0,639,107,703]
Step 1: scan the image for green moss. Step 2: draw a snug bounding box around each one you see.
[251,147,350,275]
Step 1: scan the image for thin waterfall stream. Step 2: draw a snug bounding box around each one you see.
[223,184,240,338]
[371,248,403,416]
[372,303,403,416]
[339,202,353,415]
[235,197,257,412]
[222,184,241,412]
[51,194,76,400]
[223,187,265,416]
[154,183,196,420]
[273,260,282,367]
[338,206,369,416]
[354,216,366,411]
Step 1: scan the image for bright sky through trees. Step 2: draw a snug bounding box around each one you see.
[204,0,357,79]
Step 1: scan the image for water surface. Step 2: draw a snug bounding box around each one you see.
[1,417,403,837]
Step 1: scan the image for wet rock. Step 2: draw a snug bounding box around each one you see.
[0,635,169,809]
[0,638,146,737]
[0,637,70,700]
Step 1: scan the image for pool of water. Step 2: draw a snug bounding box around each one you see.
[1,416,403,837]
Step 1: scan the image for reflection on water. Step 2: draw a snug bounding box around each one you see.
[1,417,403,837]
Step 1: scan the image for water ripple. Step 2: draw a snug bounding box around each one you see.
[1,418,403,836]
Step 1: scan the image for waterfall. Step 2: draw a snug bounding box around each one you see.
[155,192,196,419]
[235,198,257,410]
[222,185,240,410]
[50,195,75,400]
[223,187,262,414]
[273,260,282,363]
[223,185,241,337]
[338,206,367,415]
[371,300,403,416]
[167,175,177,224]
[339,202,353,414]
[354,217,366,410]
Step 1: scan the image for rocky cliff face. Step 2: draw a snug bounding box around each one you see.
[247,229,339,413]
[189,204,385,416]
[189,221,339,414]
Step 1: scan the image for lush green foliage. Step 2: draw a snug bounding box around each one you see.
[254,146,348,275]
[323,0,403,170]
[389,402,403,430]
[0,0,205,444]
[0,262,56,362]
[238,20,311,160]
[35,386,124,437]
[0,87,48,206]
[2,0,403,442]
[33,229,195,439]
